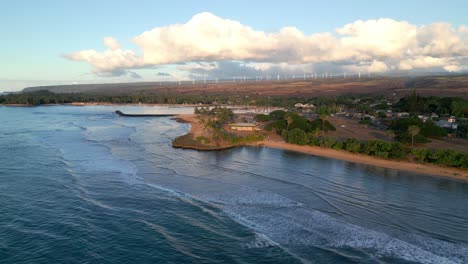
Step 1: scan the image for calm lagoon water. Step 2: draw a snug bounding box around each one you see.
[0,105,467,264]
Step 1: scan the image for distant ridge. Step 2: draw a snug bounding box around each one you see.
[20,74,468,99]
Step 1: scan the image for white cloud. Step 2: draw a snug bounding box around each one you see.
[66,12,468,76]
[103,37,122,50]
[443,64,461,72]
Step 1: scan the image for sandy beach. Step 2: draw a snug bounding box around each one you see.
[175,114,468,181]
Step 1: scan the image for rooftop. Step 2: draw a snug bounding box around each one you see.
[230,123,257,127]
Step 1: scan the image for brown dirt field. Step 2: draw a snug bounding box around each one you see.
[327,117,468,154]
[27,75,468,99]
[327,117,389,141]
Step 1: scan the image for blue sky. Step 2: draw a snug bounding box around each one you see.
[1,0,468,91]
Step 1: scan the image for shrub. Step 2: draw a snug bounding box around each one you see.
[332,141,344,150]
[286,128,308,145]
[411,148,430,162]
[281,130,289,141]
[245,134,264,142]
[255,114,271,122]
[429,149,467,168]
[319,138,336,148]
[344,138,362,153]
[389,142,408,159]
[195,136,211,144]
[269,110,287,120]
[362,140,392,157]
[421,121,447,138]
[308,135,320,146]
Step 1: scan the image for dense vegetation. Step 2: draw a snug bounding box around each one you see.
[256,110,467,169]
[288,135,467,169]
[3,90,467,120]
[258,110,335,137]
[394,91,468,117]
[389,117,447,143]
[0,90,302,107]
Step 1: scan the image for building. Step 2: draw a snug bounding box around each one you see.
[230,123,259,131]
[396,112,410,117]
[294,103,315,109]
[436,120,457,129]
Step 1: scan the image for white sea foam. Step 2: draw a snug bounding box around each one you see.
[141,171,467,263]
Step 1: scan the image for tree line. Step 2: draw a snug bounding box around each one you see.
[256,110,468,169]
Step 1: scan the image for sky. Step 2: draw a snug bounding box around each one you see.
[1,0,468,91]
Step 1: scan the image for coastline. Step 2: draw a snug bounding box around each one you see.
[174,114,468,181]
[0,102,206,107]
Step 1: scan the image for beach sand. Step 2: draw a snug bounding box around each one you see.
[175,114,468,181]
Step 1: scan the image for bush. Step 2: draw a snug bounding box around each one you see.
[319,138,336,148]
[389,142,408,159]
[287,113,313,132]
[286,128,308,145]
[411,148,430,162]
[428,149,468,168]
[281,130,289,141]
[332,141,344,150]
[377,112,387,118]
[307,135,320,146]
[245,134,264,142]
[309,119,336,132]
[255,114,271,122]
[421,121,447,138]
[362,140,392,158]
[344,138,362,153]
[269,110,287,120]
[267,120,287,133]
[195,136,211,144]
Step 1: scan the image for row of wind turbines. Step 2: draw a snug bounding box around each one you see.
[173,71,373,85]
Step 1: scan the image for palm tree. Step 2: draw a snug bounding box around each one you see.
[286,115,293,131]
[408,125,420,147]
[320,113,329,134]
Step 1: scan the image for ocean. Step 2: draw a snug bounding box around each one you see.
[0,105,467,264]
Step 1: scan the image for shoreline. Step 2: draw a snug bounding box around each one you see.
[174,114,468,181]
[0,102,206,107]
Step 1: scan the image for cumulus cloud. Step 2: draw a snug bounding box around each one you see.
[66,12,468,77]
[103,37,122,50]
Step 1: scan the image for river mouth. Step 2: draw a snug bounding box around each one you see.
[1,105,467,264]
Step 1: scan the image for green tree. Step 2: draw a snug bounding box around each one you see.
[286,128,308,145]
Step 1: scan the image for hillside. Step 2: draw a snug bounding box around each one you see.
[22,75,468,99]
